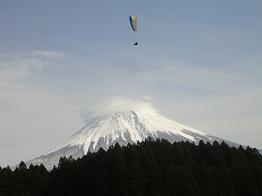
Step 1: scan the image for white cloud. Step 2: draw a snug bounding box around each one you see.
[32,51,66,59]
[78,96,156,121]
[0,50,65,71]
[0,51,65,90]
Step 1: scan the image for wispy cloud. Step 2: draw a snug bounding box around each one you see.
[32,51,66,60]
[0,50,65,71]
[77,96,156,122]
[0,50,65,90]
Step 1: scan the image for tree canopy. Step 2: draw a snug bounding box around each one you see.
[0,139,262,196]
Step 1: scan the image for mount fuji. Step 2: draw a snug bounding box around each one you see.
[26,106,241,170]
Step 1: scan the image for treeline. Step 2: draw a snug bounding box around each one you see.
[0,139,262,196]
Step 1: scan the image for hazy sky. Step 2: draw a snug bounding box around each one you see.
[0,0,262,166]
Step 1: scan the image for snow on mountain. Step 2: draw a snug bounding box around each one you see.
[26,106,241,170]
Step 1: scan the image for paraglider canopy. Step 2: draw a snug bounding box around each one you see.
[129,16,138,31]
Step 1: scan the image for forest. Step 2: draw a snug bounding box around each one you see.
[0,139,262,196]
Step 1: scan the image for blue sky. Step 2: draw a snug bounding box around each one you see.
[0,0,262,166]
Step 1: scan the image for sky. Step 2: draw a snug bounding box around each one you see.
[0,0,262,166]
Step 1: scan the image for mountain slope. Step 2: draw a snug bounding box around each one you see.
[26,108,241,170]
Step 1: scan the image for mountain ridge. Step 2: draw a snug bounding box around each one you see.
[26,109,246,169]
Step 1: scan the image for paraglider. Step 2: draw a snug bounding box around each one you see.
[129,16,138,45]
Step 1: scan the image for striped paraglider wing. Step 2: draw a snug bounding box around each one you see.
[129,16,138,31]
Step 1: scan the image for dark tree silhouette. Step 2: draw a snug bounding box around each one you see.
[0,140,262,196]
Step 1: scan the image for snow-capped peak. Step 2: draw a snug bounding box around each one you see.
[61,108,207,154]
[26,103,240,170]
